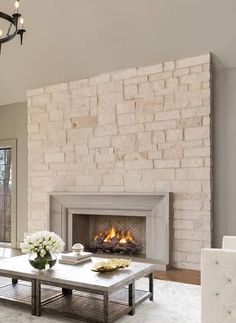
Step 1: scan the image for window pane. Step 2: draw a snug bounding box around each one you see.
[0,149,11,242]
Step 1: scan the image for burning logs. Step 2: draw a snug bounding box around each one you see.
[89,226,142,256]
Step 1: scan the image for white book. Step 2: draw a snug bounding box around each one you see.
[61,251,92,261]
[59,257,91,265]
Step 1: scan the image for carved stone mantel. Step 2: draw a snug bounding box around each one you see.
[49,192,170,270]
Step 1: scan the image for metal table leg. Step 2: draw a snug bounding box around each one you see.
[12,278,18,285]
[62,288,73,295]
[149,272,154,301]
[35,280,41,316]
[128,280,135,316]
[31,279,36,315]
[104,292,110,323]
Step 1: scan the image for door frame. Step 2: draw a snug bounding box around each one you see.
[0,139,17,248]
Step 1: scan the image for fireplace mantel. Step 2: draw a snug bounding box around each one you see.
[49,192,170,270]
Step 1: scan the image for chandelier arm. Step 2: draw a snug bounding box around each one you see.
[7,23,13,36]
[0,12,18,44]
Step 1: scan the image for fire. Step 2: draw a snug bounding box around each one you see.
[94,225,134,244]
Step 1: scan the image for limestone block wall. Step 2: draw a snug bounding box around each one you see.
[27,53,212,269]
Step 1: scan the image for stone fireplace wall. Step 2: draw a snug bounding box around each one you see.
[27,53,212,269]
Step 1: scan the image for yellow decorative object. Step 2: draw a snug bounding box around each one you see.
[92,258,131,272]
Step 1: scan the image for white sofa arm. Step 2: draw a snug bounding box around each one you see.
[201,248,236,323]
[223,236,236,250]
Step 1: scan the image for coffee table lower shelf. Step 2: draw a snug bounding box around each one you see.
[42,288,151,323]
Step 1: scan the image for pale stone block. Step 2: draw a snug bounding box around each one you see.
[124,170,141,181]
[49,110,64,121]
[166,78,178,88]
[178,117,201,128]
[147,151,162,160]
[149,71,172,81]
[172,180,202,193]
[119,123,144,135]
[124,84,138,99]
[116,101,135,114]
[173,68,189,77]
[136,97,164,109]
[155,110,180,121]
[166,129,183,142]
[98,107,116,125]
[135,109,154,123]
[28,124,39,134]
[138,63,162,76]
[154,159,180,168]
[71,116,98,128]
[190,65,202,74]
[111,135,136,147]
[103,174,123,186]
[76,175,102,186]
[123,152,146,161]
[98,81,122,95]
[176,54,210,68]
[89,73,110,85]
[125,160,153,170]
[145,120,177,131]
[71,86,97,99]
[51,92,70,104]
[75,145,89,155]
[138,144,157,153]
[124,76,147,85]
[174,239,203,253]
[32,94,50,106]
[95,125,118,136]
[45,152,65,163]
[155,181,172,192]
[137,132,152,145]
[174,219,193,230]
[117,113,136,126]
[184,127,210,140]
[184,147,210,157]
[176,167,210,180]
[99,92,123,106]
[89,136,110,148]
[111,68,137,80]
[31,113,48,123]
[124,181,155,192]
[142,169,175,180]
[69,79,89,89]
[164,148,183,159]
[46,83,68,93]
[164,61,175,71]
[181,158,203,168]
[174,199,202,210]
[181,106,210,118]
[95,153,115,163]
[153,131,165,143]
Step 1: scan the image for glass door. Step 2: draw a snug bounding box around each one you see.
[0,148,12,243]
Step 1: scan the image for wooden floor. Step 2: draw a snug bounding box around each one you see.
[0,248,200,286]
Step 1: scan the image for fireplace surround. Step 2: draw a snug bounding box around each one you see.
[50,192,170,270]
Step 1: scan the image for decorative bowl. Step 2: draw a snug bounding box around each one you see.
[72,243,84,254]
[92,258,131,273]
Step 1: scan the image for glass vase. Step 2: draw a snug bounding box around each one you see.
[29,252,57,270]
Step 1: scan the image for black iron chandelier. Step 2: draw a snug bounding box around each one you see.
[0,0,26,53]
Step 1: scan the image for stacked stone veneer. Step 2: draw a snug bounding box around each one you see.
[27,54,212,269]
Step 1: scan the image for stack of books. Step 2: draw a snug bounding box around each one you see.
[59,251,92,265]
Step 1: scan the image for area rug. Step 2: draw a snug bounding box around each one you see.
[0,278,201,323]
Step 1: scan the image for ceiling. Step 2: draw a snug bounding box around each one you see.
[0,0,235,106]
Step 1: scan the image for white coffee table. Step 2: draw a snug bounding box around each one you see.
[0,255,155,323]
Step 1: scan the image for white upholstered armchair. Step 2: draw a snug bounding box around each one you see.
[201,236,236,323]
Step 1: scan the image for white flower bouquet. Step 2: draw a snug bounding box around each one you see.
[20,231,65,270]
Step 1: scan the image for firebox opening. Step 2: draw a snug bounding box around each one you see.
[72,214,146,257]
